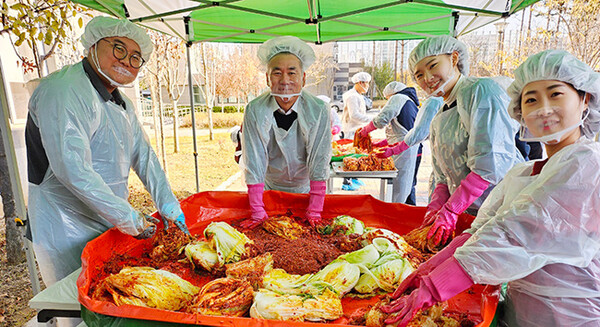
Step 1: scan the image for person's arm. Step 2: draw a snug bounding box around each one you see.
[240,100,270,228]
[372,95,406,129]
[464,79,522,185]
[455,149,600,286]
[403,97,443,147]
[305,102,332,225]
[31,85,145,236]
[128,101,188,233]
[241,101,269,185]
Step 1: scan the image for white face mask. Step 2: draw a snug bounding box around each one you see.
[429,70,455,98]
[271,85,302,102]
[92,46,135,88]
[519,104,588,145]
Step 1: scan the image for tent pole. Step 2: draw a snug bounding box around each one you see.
[0,56,41,294]
[185,17,200,193]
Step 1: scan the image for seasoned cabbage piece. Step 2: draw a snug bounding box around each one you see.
[92,267,199,311]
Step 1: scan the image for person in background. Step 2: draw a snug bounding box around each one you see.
[358,81,421,204]
[381,49,600,327]
[240,36,331,229]
[341,71,372,191]
[379,35,522,247]
[317,95,342,140]
[26,16,189,287]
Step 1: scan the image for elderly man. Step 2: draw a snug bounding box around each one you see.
[25,16,189,286]
[241,36,331,229]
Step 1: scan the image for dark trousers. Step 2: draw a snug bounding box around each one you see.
[405,154,422,205]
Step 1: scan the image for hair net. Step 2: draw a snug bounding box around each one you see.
[507,50,600,138]
[257,36,316,69]
[81,16,153,60]
[409,35,469,76]
[351,72,371,84]
[316,95,331,103]
[383,81,407,98]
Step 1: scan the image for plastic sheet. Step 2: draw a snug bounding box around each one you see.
[78,191,499,327]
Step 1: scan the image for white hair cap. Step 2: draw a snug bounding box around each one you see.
[383,81,407,98]
[409,35,469,76]
[257,36,316,69]
[80,16,153,60]
[316,95,331,103]
[507,49,600,138]
[351,72,371,84]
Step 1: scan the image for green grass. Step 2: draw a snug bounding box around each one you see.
[128,133,239,214]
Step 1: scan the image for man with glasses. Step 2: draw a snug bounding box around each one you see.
[25,16,189,288]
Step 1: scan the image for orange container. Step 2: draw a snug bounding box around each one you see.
[78,191,499,326]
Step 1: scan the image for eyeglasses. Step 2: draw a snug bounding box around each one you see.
[100,39,145,69]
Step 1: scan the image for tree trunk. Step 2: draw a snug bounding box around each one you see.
[158,83,168,176]
[150,81,161,154]
[0,130,25,265]
[172,99,179,153]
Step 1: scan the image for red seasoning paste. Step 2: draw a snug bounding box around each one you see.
[242,226,363,275]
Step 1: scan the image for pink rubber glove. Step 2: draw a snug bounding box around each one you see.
[382,257,474,326]
[372,139,388,148]
[390,232,471,299]
[422,183,450,226]
[331,125,341,135]
[427,172,489,246]
[240,183,268,229]
[306,180,326,227]
[374,141,409,158]
[359,121,377,137]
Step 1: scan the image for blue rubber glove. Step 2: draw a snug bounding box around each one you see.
[160,202,191,235]
[174,212,191,235]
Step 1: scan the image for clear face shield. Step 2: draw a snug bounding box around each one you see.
[518,100,589,145]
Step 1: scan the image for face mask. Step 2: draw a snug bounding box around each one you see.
[519,104,588,145]
[429,71,455,97]
[92,46,135,88]
[271,85,302,102]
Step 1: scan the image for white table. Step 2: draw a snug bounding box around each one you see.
[327,162,398,202]
[28,268,85,326]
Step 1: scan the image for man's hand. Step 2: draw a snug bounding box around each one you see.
[173,212,191,235]
[134,213,159,239]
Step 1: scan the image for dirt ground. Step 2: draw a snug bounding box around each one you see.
[0,220,40,327]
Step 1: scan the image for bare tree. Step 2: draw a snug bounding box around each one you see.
[305,47,337,88]
[141,32,169,174]
[157,35,186,153]
[192,43,218,140]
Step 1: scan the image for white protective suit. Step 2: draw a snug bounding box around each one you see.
[372,93,420,203]
[455,138,600,327]
[27,61,183,284]
[429,75,523,213]
[242,90,331,193]
[342,88,371,139]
